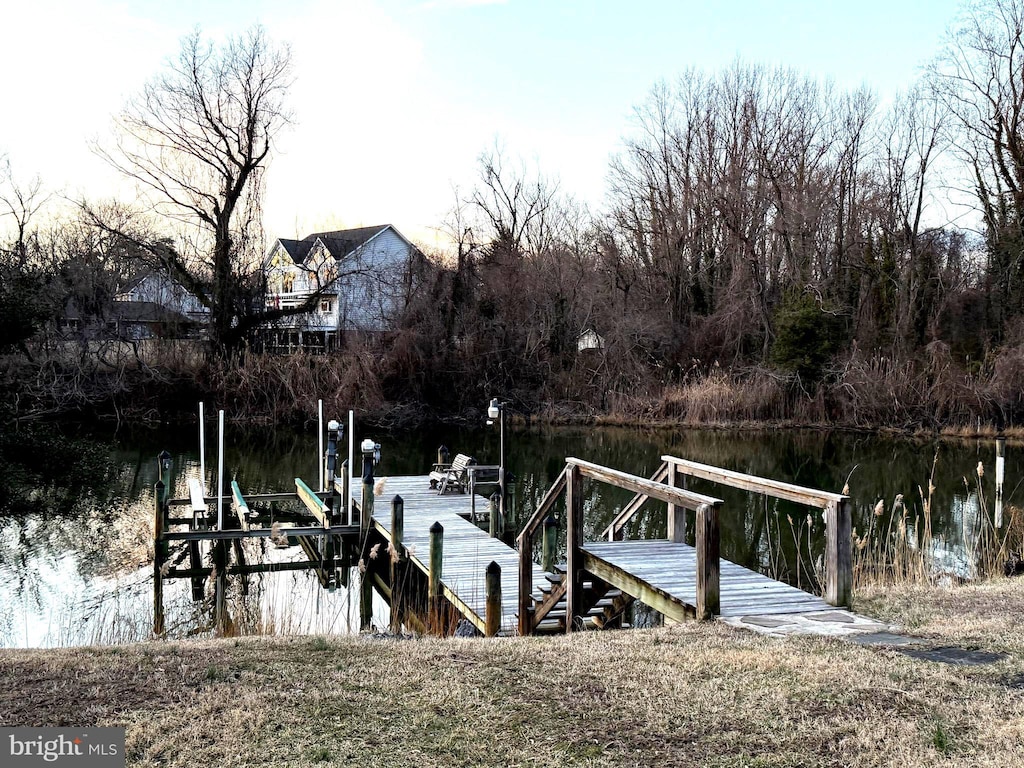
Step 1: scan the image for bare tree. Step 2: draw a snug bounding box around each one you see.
[95,26,293,353]
[0,158,50,265]
[931,0,1024,329]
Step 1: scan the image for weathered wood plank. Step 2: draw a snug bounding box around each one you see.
[230,480,250,532]
[826,498,853,608]
[517,466,568,544]
[602,461,669,540]
[187,478,208,515]
[582,551,692,623]
[568,458,722,512]
[565,463,584,633]
[695,504,719,620]
[295,477,331,525]
[662,455,846,508]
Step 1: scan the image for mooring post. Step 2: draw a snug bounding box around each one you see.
[214,539,229,635]
[359,440,377,631]
[996,435,1006,528]
[390,495,405,633]
[153,480,165,637]
[429,521,444,633]
[565,463,584,633]
[695,503,720,620]
[826,498,853,608]
[506,472,517,532]
[489,491,500,538]
[542,514,558,573]
[485,561,502,637]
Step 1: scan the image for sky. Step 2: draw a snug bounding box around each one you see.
[0,0,965,250]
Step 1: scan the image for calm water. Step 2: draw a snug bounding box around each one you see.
[0,421,1016,647]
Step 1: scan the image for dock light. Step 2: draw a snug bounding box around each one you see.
[486,398,507,525]
[158,450,172,473]
[327,419,341,433]
[361,438,381,464]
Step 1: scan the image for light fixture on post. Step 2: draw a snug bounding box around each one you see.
[487,397,506,524]
[158,450,172,484]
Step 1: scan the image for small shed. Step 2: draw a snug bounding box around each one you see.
[577,327,605,353]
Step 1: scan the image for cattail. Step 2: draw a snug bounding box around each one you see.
[842,482,850,495]
[977,462,984,478]
[873,499,885,516]
[369,543,381,560]
[270,521,287,547]
[374,477,388,497]
[786,514,794,526]
[357,558,366,574]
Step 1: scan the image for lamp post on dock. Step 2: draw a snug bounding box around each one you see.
[158,450,172,483]
[487,398,507,525]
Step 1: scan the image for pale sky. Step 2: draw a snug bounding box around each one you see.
[0,0,963,249]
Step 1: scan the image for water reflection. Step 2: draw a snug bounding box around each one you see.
[0,422,1018,647]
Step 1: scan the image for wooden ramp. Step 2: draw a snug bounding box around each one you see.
[582,540,830,622]
[358,476,549,635]
[516,457,852,635]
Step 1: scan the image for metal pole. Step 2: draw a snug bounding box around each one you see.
[348,410,355,526]
[318,399,324,491]
[996,436,1006,528]
[217,409,225,531]
[199,401,206,493]
[499,405,506,523]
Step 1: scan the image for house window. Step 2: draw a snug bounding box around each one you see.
[320,299,333,314]
[282,273,295,292]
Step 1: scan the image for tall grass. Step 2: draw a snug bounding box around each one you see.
[852,451,1022,589]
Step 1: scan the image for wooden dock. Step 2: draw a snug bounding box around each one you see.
[359,455,849,636]
[152,428,853,639]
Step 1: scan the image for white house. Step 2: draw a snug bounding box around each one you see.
[263,224,422,351]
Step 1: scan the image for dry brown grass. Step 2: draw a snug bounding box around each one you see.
[2,580,1023,767]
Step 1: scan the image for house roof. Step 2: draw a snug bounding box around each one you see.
[111,301,193,325]
[276,225,393,264]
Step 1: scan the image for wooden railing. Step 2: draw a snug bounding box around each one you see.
[660,455,853,608]
[516,459,725,633]
[516,466,568,635]
[601,461,669,540]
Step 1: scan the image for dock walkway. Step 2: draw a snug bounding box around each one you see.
[354,476,549,635]
[582,539,830,621]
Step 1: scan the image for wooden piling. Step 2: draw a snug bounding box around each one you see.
[565,463,584,633]
[152,480,165,636]
[542,514,557,573]
[485,561,501,637]
[359,453,375,631]
[390,495,405,633]
[489,492,500,538]
[825,498,852,608]
[695,503,720,620]
[214,539,229,635]
[428,521,443,632]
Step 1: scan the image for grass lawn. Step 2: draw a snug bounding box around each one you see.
[1,579,1022,767]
